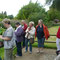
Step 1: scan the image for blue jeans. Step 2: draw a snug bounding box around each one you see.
[38,37,45,48]
[16,41,22,56]
[25,38,32,52]
[23,35,25,47]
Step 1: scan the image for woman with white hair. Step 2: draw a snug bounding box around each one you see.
[25,21,35,54]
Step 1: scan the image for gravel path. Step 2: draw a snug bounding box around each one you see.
[15,48,57,60]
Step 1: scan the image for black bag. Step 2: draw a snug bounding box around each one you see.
[30,38,34,44]
[0,41,4,48]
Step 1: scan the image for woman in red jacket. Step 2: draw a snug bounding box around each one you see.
[35,19,49,53]
[56,27,60,51]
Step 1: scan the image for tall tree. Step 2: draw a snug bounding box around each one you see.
[46,0,60,10]
[16,2,45,19]
[16,2,47,25]
[7,15,14,19]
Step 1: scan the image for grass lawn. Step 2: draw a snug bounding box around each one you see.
[0,48,4,59]
[0,26,59,59]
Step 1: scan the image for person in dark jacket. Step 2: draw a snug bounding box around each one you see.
[15,22,24,57]
[21,20,28,48]
[35,19,49,53]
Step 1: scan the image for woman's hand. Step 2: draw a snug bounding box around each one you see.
[0,35,3,39]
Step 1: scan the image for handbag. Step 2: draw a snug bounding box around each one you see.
[30,38,34,44]
[0,40,4,48]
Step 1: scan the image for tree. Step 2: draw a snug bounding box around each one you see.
[4,11,7,16]
[16,2,47,25]
[0,11,14,19]
[28,12,47,25]
[0,11,7,19]
[16,2,45,19]
[7,15,14,19]
[47,8,60,21]
[46,0,60,10]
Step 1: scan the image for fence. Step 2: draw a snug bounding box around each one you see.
[35,34,56,43]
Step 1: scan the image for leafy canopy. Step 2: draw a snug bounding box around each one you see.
[46,0,60,10]
[16,2,47,25]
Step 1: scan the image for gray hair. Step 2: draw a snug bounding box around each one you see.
[2,18,11,24]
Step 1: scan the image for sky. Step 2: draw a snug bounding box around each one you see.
[0,0,49,16]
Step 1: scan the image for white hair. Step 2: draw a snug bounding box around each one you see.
[29,21,34,26]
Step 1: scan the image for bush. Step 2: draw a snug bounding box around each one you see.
[0,28,5,35]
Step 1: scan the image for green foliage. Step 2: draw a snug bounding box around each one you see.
[28,12,47,25]
[0,11,7,19]
[0,18,3,22]
[0,28,5,35]
[47,8,60,21]
[7,15,14,19]
[16,2,48,25]
[17,2,42,19]
[0,11,14,19]
[46,0,60,10]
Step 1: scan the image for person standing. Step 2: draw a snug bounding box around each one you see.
[25,21,35,54]
[0,18,16,60]
[15,22,24,57]
[56,27,60,51]
[35,19,49,53]
[55,27,60,60]
[21,20,28,48]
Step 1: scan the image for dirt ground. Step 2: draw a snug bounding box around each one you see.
[15,48,57,60]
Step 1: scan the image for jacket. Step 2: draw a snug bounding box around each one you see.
[35,24,50,40]
[15,25,24,42]
[23,23,28,31]
[25,26,35,39]
[57,27,60,38]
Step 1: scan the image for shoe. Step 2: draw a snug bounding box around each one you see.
[29,51,32,54]
[15,55,20,57]
[40,51,44,53]
[37,51,40,53]
[25,50,27,53]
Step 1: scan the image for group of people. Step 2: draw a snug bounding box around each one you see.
[0,18,60,60]
[0,18,49,60]
[15,19,50,57]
